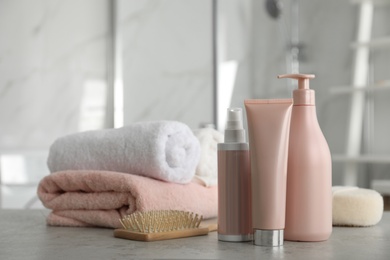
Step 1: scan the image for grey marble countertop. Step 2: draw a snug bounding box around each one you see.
[1,209,390,260]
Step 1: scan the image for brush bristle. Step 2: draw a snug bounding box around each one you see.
[119,210,203,233]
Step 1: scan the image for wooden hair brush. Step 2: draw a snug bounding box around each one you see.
[114,210,217,242]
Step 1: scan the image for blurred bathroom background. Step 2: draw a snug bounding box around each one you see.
[1,0,390,209]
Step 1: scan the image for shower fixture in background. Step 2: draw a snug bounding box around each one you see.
[265,0,303,76]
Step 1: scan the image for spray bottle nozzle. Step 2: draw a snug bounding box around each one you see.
[224,107,246,143]
[226,108,244,130]
[277,74,315,90]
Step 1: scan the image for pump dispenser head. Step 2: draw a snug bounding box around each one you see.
[224,107,246,143]
[278,74,316,106]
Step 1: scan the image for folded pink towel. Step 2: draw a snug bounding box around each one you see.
[37,170,218,228]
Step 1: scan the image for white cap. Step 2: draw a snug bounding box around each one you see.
[224,108,246,143]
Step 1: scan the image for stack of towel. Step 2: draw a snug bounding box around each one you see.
[38,121,221,228]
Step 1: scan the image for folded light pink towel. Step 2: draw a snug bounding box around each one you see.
[37,170,218,228]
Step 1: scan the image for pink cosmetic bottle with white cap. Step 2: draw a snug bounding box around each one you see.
[217,107,252,242]
[278,74,332,242]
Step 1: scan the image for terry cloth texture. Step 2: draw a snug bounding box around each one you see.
[47,121,200,184]
[37,170,218,228]
[192,128,223,187]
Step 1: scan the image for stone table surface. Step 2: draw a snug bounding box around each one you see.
[1,210,390,260]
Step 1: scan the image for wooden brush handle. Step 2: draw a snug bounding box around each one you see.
[114,227,210,242]
[206,223,218,232]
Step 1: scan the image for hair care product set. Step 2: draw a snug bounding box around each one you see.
[217,74,332,246]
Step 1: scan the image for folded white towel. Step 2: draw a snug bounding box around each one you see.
[47,121,201,184]
[332,186,383,227]
[192,128,223,187]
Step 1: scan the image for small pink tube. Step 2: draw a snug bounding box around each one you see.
[244,99,293,247]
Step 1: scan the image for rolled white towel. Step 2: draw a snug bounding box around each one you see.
[192,128,223,187]
[47,121,201,184]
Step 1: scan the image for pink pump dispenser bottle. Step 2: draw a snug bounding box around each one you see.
[278,74,332,242]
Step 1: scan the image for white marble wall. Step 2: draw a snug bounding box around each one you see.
[118,0,213,129]
[216,0,253,130]
[0,0,109,151]
[0,0,109,192]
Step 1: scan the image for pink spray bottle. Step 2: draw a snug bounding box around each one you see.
[278,74,332,241]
